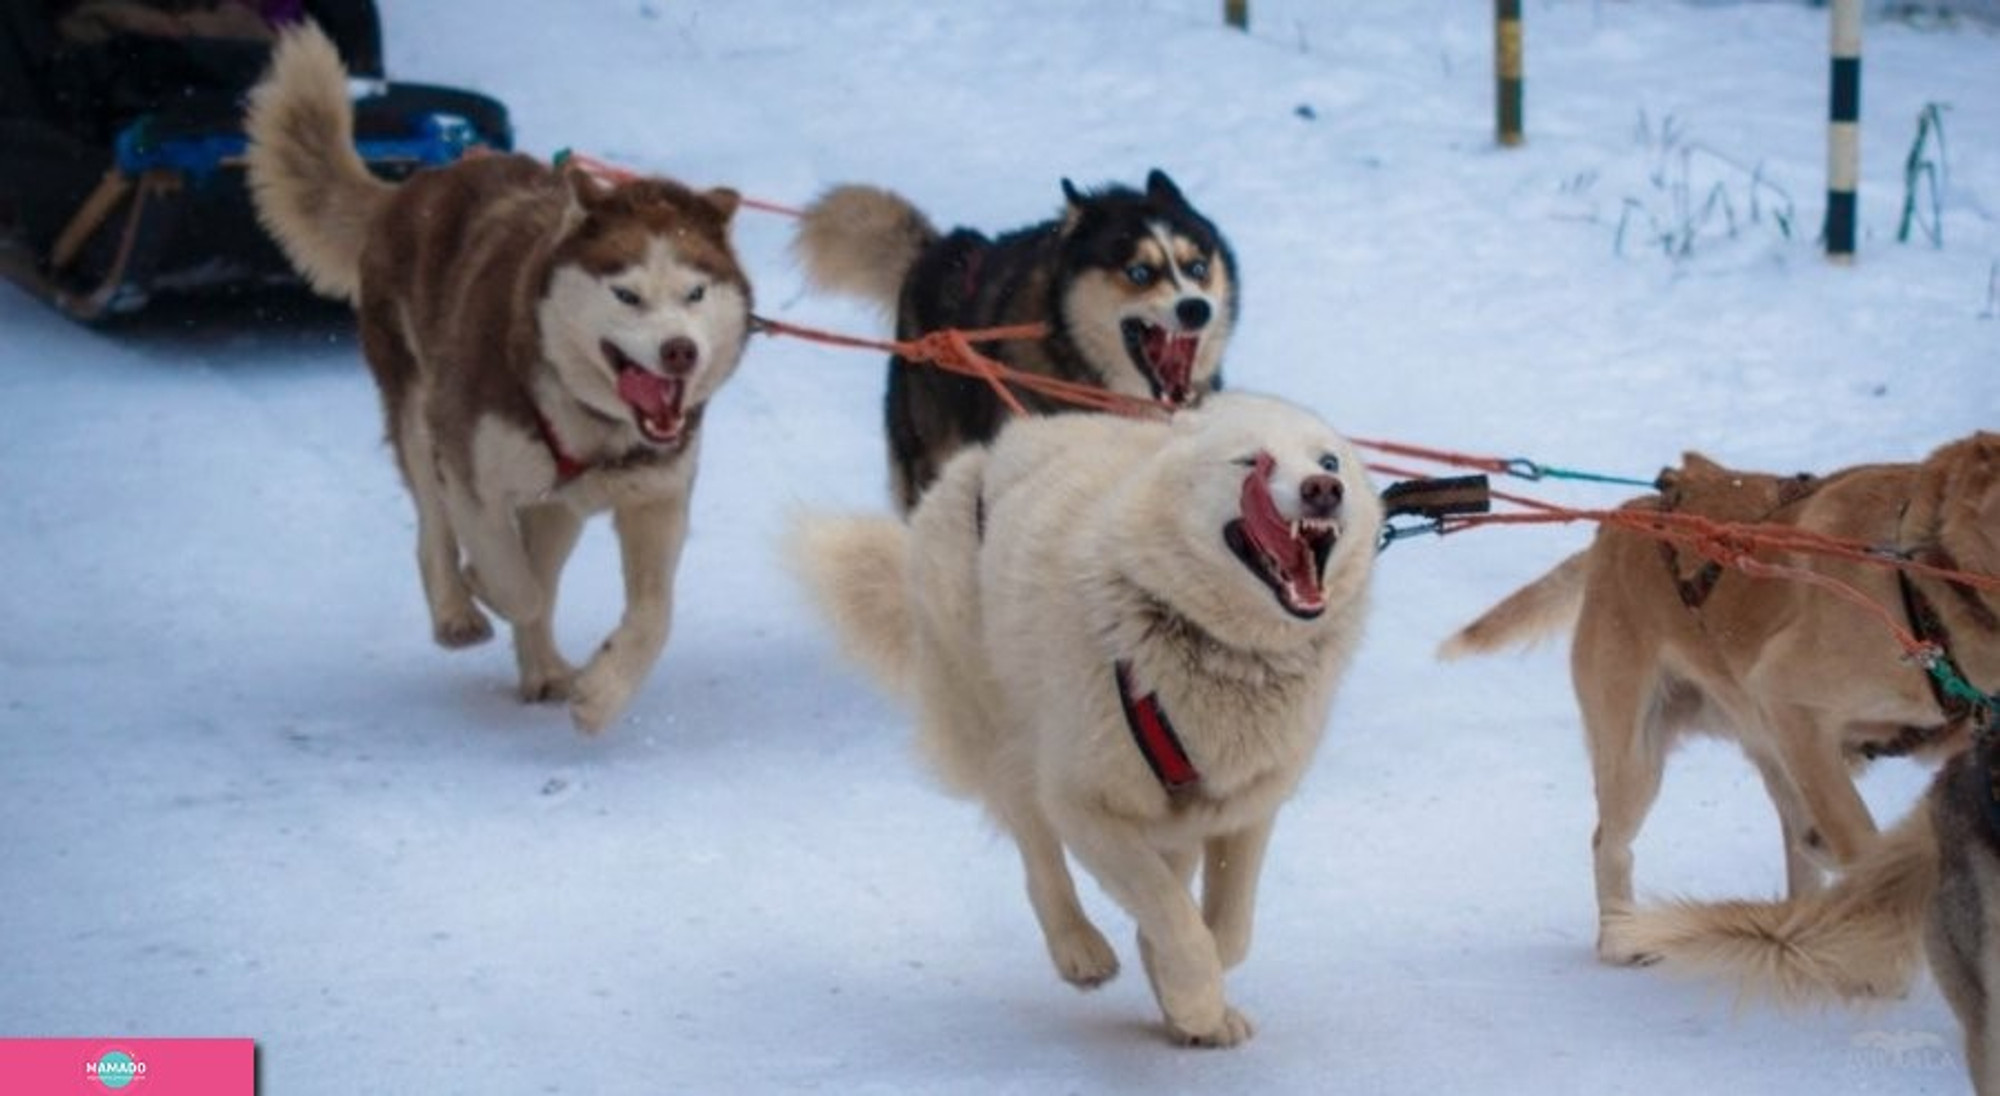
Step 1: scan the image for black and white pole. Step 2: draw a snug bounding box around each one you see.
[1824,0,1862,262]
[1495,0,1523,146]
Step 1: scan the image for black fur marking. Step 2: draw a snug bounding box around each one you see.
[883,171,1238,512]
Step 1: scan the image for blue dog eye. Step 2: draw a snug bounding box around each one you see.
[1185,259,1209,280]
[1125,264,1154,286]
[1319,454,1341,472]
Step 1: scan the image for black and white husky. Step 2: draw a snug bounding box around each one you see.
[794,170,1238,512]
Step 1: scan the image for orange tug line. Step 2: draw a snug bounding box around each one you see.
[752,315,1165,421]
[553,150,1999,659]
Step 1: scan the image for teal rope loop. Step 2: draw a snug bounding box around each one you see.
[1917,647,1999,741]
[1501,457,1657,489]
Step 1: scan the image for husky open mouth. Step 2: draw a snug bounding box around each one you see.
[602,340,687,445]
[1222,453,1338,619]
[1120,319,1201,407]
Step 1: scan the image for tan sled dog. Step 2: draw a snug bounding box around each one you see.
[794,393,1381,1046]
[245,25,752,731]
[1604,720,2000,1095]
[1441,432,2000,961]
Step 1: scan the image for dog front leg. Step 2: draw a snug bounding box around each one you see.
[997,793,1120,989]
[1204,818,1276,970]
[571,494,689,733]
[511,502,585,702]
[1058,813,1249,1047]
[444,489,546,626]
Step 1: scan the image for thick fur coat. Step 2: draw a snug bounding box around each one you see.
[794,170,1237,512]
[245,24,752,731]
[794,393,1381,1046]
[1604,728,2000,1096]
[1441,432,2000,960]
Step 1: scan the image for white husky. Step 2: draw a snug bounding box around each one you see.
[244,25,752,731]
[793,393,1382,1046]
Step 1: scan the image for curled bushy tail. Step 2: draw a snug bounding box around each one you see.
[242,22,394,301]
[792,185,937,313]
[1602,805,1938,1006]
[1436,551,1589,659]
[789,513,915,696]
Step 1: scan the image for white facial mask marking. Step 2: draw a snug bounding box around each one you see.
[1147,222,1191,293]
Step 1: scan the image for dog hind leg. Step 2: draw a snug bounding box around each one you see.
[1764,704,1879,869]
[1928,839,2000,1095]
[387,386,492,649]
[1573,613,1669,964]
[1746,748,1829,898]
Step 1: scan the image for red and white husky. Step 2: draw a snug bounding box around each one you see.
[245,24,752,732]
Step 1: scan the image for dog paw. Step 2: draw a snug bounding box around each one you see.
[568,660,634,735]
[433,607,494,649]
[1168,1005,1255,1049]
[1595,930,1660,968]
[517,665,575,704]
[1049,923,1120,989]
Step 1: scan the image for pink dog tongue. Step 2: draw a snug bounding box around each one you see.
[616,367,679,421]
[1240,452,1322,603]
[1145,330,1200,402]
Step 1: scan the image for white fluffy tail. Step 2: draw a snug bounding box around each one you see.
[789,513,916,697]
[1603,805,1938,1006]
[1436,550,1589,659]
[792,185,937,313]
[242,23,394,301]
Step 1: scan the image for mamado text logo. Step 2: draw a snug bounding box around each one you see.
[86,1048,147,1089]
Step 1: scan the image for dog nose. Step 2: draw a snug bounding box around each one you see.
[1301,473,1344,517]
[660,337,699,375]
[1175,297,1211,331]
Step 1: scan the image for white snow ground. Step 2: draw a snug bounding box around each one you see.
[3,1,1997,1092]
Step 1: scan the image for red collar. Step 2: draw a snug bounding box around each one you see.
[534,409,591,484]
[1114,660,1200,793]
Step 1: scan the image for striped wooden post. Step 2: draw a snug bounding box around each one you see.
[1224,0,1248,31]
[1824,0,1862,261]
[1495,0,1524,146]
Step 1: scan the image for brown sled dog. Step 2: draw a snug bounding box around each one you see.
[245,25,752,732]
[1603,717,2000,1095]
[1440,432,2000,961]
[794,170,1237,513]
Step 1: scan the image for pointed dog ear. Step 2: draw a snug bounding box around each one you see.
[1060,177,1086,232]
[1145,168,1187,208]
[557,161,608,234]
[701,187,741,225]
[562,160,612,204]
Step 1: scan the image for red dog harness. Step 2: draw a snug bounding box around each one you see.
[1114,660,1200,794]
